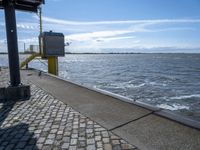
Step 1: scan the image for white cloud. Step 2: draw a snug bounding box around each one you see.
[43,16,200,48]
[66,30,137,41]
[18,37,38,43]
[42,16,200,26]
[17,23,36,30]
[50,0,63,2]
[96,36,136,42]
[1,15,200,52]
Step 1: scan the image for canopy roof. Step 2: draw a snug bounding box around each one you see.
[0,0,45,12]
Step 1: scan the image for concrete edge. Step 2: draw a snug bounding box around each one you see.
[23,68,200,130]
[155,110,200,130]
[29,68,160,112]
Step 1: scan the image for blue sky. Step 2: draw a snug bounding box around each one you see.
[0,0,200,53]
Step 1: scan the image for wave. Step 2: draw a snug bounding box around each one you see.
[157,103,189,111]
[109,82,146,89]
[170,94,200,100]
[148,81,167,87]
[95,80,168,90]
[126,83,146,88]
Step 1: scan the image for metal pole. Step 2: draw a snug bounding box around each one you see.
[4,0,21,86]
[39,7,42,35]
[24,43,26,53]
[39,7,42,54]
[48,56,58,75]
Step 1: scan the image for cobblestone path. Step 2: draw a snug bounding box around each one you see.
[0,68,138,150]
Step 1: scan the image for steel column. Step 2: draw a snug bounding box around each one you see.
[4,0,21,86]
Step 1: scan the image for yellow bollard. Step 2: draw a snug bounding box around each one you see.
[48,56,58,75]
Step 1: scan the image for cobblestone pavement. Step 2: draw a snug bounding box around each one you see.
[0,68,138,150]
[0,68,9,87]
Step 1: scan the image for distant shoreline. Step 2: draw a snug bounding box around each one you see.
[64,52,200,54]
[0,52,200,55]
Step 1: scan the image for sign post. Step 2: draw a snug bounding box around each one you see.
[48,57,58,75]
[39,31,65,76]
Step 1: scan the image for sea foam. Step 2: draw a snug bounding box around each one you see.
[170,94,200,100]
[157,103,189,111]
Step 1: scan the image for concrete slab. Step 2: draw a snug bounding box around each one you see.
[21,70,151,130]
[113,114,200,150]
[156,109,200,130]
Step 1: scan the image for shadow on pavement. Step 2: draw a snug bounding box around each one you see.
[0,100,38,149]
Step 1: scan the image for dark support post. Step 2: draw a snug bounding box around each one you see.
[4,0,21,86]
[0,0,31,101]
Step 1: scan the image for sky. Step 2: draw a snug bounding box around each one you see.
[0,0,200,53]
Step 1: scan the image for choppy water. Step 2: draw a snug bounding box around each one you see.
[1,53,200,121]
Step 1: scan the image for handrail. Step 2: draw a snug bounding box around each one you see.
[20,53,41,69]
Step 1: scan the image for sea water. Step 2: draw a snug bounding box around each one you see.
[1,53,200,121]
